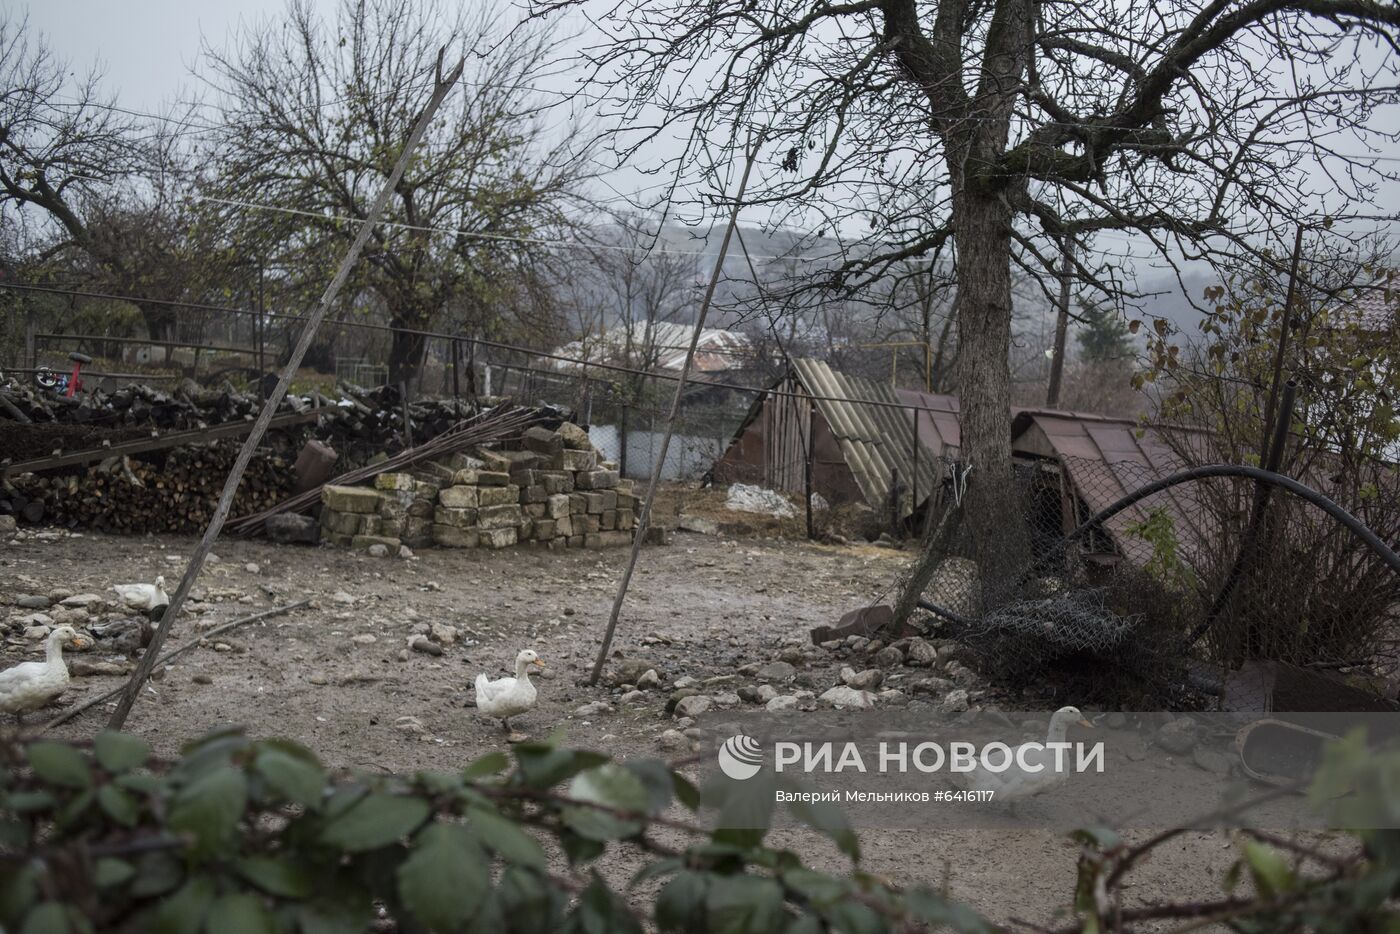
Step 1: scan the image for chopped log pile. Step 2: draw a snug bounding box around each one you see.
[0,376,480,467]
[0,374,578,536]
[318,423,639,552]
[5,442,293,533]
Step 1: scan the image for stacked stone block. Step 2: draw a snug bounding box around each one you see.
[317,422,639,554]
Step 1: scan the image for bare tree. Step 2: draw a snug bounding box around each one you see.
[536,0,1400,585]
[0,15,221,352]
[204,0,594,389]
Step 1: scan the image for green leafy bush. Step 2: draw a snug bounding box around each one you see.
[6,728,1400,933]
[0,729,987,933]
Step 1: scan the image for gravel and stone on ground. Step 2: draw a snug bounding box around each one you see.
[0,524,1250,925]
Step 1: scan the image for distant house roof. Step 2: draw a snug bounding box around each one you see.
[553,323,751,374]
[1343,285,1399,334]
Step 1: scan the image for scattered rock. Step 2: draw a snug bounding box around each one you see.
[0,515,16,538]
[910,677,954,696]
[60,593,104,609]
[819,686,878,709]
[429,623,458,646]
[938,689,970,714]
[871,646,904,668]
[878,689,909,707]
[840,667,883,691]
[244,562,261,574]
[17,612,53,628]
[673,675,699,690]
[904,637,938,667]
[637,668,661,690]
[575,701,613,718]
[14,595,50,609]
[710,692,742,708]
[657,729,689,751]
[332,591,355,605]
[398,545,415,559]
[23,625,50,640]
[409,635,443,656]
[677,515,720,535]
[673,695,713,719]
[1193,746,1233,776]
[618,690,645,704]
[1155,718,1198,755]
[367,544,389,558]
[766,695,798,712]
[607,657,658,687]
[72,659,133,677]
[739,684,779,704]
[395,716,426,734]
[192,673,213,684]
[351,634,377,645]
[754,661,796,683]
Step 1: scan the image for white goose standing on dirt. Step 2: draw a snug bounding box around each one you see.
[960,705,1094,804]
[0,626,89,723]
[474,649,544,736]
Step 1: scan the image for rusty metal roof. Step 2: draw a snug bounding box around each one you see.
[1010,409,1214,564]
[791,358,941,516]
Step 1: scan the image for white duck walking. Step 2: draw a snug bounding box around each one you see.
[474,649,543,733]
[112,576,170,618]
[0,626,89,723]
[960,706,1094,805]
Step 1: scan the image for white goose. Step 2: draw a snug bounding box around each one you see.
[112,576,170,618]
[960,706,1094,804]
[474,649,544,733]
[0,626,89,723]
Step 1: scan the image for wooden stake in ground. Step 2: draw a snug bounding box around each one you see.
[588,131,763,686]
[106,59,463,731]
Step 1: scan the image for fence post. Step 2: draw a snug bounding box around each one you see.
[399,380,414,448]
[804,407,814,540]
[25,308,36,371]
[452,338,461,403]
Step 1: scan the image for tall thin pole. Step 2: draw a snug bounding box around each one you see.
[589,131,763,685]
[257,261,266,398]
[108,58,464,730]
[1046,236,1074,408]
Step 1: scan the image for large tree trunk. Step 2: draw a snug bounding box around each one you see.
[951,191,1027,602]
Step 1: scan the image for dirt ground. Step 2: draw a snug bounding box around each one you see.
[3,525,1258,927]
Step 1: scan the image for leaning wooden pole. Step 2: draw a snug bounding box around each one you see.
[107,59,464,730]
[588,131,763,686]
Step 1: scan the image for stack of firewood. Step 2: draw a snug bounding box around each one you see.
[4,442,292,533]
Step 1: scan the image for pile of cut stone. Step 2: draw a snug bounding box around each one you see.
[318,422,639,553]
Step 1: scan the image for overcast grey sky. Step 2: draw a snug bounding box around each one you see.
[16,0,325,110]
[15,0,1400,333]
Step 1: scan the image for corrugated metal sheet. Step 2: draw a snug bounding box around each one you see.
[791,359,941,517]
[1010,410,1213,564]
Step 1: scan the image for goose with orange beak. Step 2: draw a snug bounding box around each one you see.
[0,625,90,724]
[474,649,544,736]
